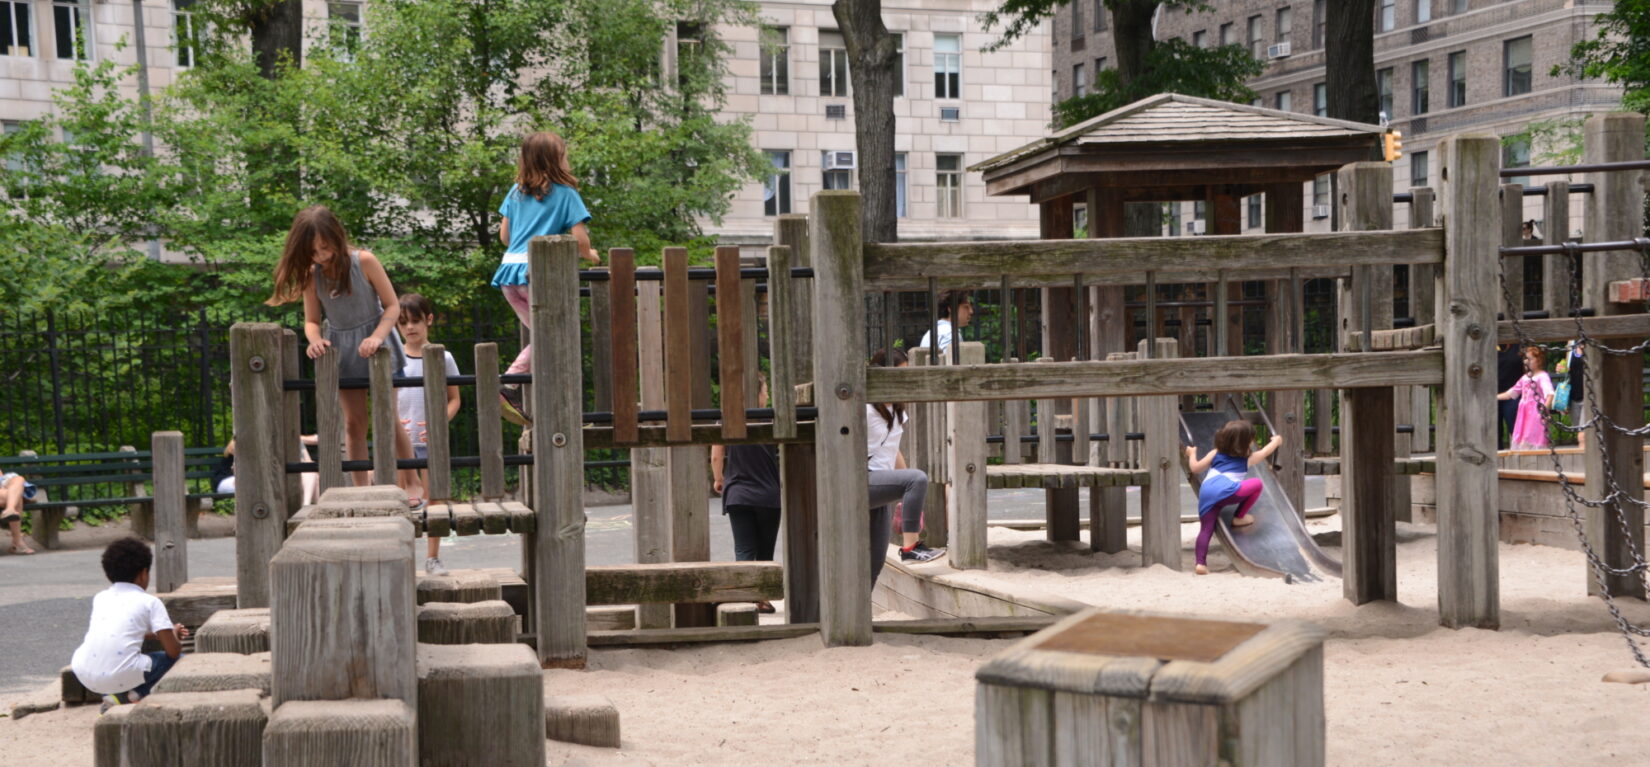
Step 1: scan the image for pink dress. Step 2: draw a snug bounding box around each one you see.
[1508,371,1554,450]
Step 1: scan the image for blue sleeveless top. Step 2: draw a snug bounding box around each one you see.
[1196,452,1251,516]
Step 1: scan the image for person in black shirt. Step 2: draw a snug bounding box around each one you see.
[1496,344,1524,449]
[711,380,781,613]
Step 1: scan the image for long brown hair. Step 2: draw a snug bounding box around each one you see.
[869,348,908,429]
[516,131,579,200]
[267,206,353,306]
[1213,420,1255,458]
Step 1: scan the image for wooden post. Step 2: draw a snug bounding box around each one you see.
[1088,188,1129,553]
[529,235,588,667]
[1409,188,1436,454]
[811,191,871,647]
[230,323,289,609]
[473,344,505,500]
[315,349,345,493]
[662,248,692,442]
[910,347,950,550]
[948,342,988,569]
[609,249,638,444]
[1542,181,1573,318]
[1500,183,1526,322]
[152,431,186,594]
[1138,338,1181,570]
[120,445,152,540]
[422,343,451,502]
[369,348,398,487]
[1265,182,1307,517]
[768,246,799,439]
[590,267,614,414]
[630,266,671,629]
[669,446,713,628]
[776,216,820,625]
[281,330,304,516]
[1097,352,1133,555]
[715,245,747,439]
[1437,133,1502,627]
[1039,197,1081,543]
[1582,113,1648,601]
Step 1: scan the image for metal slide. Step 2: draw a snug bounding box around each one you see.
[1179,401,1341,584]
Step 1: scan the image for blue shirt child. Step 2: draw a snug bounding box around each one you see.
[493,183,592,287]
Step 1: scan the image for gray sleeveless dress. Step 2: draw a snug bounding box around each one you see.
[316,251,405,380]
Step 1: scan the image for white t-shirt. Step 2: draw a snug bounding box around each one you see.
[866,405,907,471]
[70,582,173,694]
[917,319,954,355]
[397,349,460,446]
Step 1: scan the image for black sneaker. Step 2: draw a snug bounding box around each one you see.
[900,542,945,563]
[499,385,531,426]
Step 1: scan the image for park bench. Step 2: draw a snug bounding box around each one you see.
[0,446,231,550]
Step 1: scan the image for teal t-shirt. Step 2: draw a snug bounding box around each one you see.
[493,182,591,287]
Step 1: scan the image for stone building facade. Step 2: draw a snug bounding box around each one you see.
[1049,0,1621,235]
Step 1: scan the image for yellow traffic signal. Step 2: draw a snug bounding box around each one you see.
[1383,130,1404,162]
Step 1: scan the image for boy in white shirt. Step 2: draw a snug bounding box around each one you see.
[70,537,189,711]
[397,294,462,576]
[917,290,973,356]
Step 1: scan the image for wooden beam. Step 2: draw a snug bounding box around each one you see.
[1501,183,1526,321]
[609,249,639,444]
[369,348,398,487]
[715,245,747,440]
[229,323,287,609]
[768,245,799,439]
[1496,315,1650,344]
[632,267,671,630]
[865,266,1354,292]
[865,350,1443,403]
[587,624,818,647]
[948,343,989,569]
[1542,181,1573,319]
[1341,387,1396,604]
[662,247,693,442]
[152,431,187,594]
[775,216,819,627]
[1265,181,1307,518]
[1138,338,1182,571]
[422,343,451,502]
[584,562,783,605]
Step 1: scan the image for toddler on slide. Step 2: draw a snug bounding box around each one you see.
[1185,420,1284,575]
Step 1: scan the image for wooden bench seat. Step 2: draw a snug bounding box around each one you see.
[985,464,1149,490]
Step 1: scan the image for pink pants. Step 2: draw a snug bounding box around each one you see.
[502,285,532,374]
[1195,478,1262,566]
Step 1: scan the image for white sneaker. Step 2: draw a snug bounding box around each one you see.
[424,557,449,576]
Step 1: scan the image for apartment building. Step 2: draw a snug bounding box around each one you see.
[2,1,1052,251]
[1050,0,1621,234]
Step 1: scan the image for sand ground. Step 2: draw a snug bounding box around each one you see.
[4,513,1648,766]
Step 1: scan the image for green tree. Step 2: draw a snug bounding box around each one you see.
[1562,0,1650,114]
[1051,39,1263,128]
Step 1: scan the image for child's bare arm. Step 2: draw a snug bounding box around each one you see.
[445,384,461,421]
[156,626,184,659]
[1249,434,1284,466]
[1185,447,1216,474]
[357,252,400,358]
[710,445,725,494]
[572,223,600,264]
[499,217,511,246]
[302,286,329,358]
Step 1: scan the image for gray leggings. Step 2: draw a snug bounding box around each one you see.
[868,468,928,585]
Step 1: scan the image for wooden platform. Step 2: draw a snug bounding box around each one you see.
[1303,456,1435,476]
[986,464,1150,489]
[285,501,535,538]
[871,550,1090,620]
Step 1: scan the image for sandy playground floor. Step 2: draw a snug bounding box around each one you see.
[3,512,1649,766]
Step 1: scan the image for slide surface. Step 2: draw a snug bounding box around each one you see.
[1179,403,1341,584]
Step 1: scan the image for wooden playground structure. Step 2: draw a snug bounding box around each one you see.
[92,104,1650,764]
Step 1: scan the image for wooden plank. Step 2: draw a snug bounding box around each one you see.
[501,501,534,534]
[590,265,614,414]
[867,350,1443,403]
[280,331,304,521]
[529,234,588,668]
[863,228,1442,283]
[1341,387,1396,604]
[584,561,784,605]
[608,249,638,444]
[474,501,508,535]
[422,343,451,502]
[1436,133,1502,628]
[768,245,799,439]
[811,191,871,647]
[668,443,713,628]
[229,323,288,609]
[949,343,988,569]
[715,245,747,439]
[976,683,1054,767]
[662,246,693,442]
[1501,183,1526,321]
[586,623,818,647]
[369,347,399,487]
[1003,395,1028,464]
[774,214,813,386]
[1543,181,1573,318]
[1139,338,1181,571]
[152,431,187,594]
[631,267,671,631]
[1582,113,1648,601]
[424,504,450,538]
[741,255,761,410]
[314,349,345,493]
[781,443,820,625]
[472,343,505,500]
[446,503,480,536]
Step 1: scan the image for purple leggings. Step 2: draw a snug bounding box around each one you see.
[1195,478,1263,566]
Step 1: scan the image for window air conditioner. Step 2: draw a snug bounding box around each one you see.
[823,151,857,171]
[1312,204,1331,219]
[1187,220,1207,235]
[1267,42,1292,59]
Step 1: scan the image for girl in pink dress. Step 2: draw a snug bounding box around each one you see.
[1498,345,1555,450]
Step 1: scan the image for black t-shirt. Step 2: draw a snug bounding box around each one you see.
[722,444,781,509]
[1497,346,1524,392]
[1567,349,1586,403]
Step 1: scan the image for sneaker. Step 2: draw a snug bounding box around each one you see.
[900,542,946,563]
[424,557,449,576]
[499,386,531,426]
[100,692,137,714]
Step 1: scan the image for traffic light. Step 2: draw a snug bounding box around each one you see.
[1382,130,1404,162]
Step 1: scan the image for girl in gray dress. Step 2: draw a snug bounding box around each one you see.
[268,206,423,505]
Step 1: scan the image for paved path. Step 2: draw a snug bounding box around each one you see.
[0,480,1324,699]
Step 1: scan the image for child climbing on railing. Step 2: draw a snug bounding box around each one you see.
[867,349,944,585]
[396,293,462,576]
[1498,344,1555,451]
[494,131,601,426]
[266,205,424,508]
[1185,421,1282,576]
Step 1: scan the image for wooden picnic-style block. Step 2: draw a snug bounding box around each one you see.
[974,609,1325,767]
[195,608,271,654]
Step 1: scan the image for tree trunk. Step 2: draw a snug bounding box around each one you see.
[834,0,898,245]
[250,1,304,79]
[1325,0,1378,125]
[1110,0,1159,87]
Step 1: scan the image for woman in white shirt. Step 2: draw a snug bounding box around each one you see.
[867,349,945,588]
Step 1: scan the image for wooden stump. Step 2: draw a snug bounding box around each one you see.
[152,652,272,696]
[544,694,622,748]
[416,601,519,644]
[123,689,268,767]
[263,699,417,767]
[195,608,271,654]
[416,572,503,605]
[716,603,759,627]
[61,665,99,706]
[416,643,545,767]
[94,704,131,767]
[269,518,416,706]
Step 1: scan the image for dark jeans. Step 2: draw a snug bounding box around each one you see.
[1498,399,1518,449]
[725,504,781,561]
[132,651,176,698]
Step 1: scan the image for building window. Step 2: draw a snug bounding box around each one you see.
[3,1,32,57]
[2,120,26,173]
[1417,0,1432,24]
[822,151,852,190]
[1073,63,1087,98]
[1313,0,1326,49]
[1379,0,1396,32]
[1275,90,1292,111]
[1314,82,1327,116]
[1504,36,1532,97]
[895,153,907,218]
[1095,57,1106,73]
[1072,0,1083,40]
[937,154,964,218]
[933,34,961,99]
[1276,7,1292,44]
[1165,202,1181,236]
[1220,22,1233,46]
[1411,60,1429,114]
[1503,139,1531,186]
[327,2,361,53]
[1192,29,1206,48]
[1247,15,1264,59]
[52,1,90,61]
[1247,195,1262,228]
[1051,69,1059,100]
[1450,0,1467,13]
[820,31,849,98]
[1448,50,1466,107]
[763,150,791,216]
[1094,0,1106,31]
[892,33,904,97]
[1377,68,1393,118]
[1410,150,1429,189]
[174,1,202,67]
[1313,174,1330,210]
[759,26,789,95]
